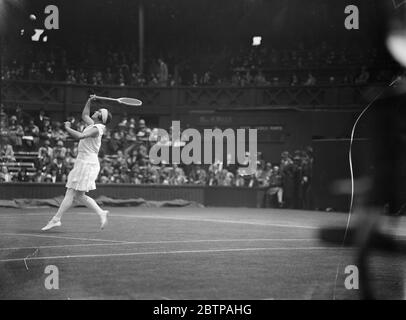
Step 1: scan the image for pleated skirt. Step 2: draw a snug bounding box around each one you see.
[65,158,100,192]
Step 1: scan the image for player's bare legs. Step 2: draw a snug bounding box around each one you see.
[41,188,76,231]
[76,191,109,229]
[42,189,108,230]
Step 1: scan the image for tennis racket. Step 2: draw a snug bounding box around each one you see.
[92,95,143,106]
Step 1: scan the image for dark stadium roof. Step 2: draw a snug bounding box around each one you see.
[1,0,388,50]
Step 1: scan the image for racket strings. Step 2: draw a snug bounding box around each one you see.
[119,98,142,106]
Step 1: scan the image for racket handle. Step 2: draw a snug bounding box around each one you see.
[92,95,118,102]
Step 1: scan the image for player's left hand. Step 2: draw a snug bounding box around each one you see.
[64,121,71,129]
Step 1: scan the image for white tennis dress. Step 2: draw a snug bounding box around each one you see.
[66,123,105,192]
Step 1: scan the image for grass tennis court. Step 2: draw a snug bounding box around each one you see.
[0,207,404,300]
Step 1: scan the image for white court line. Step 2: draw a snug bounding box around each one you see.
[0,232,127,244]
[0,246,348,263]
[0,211,320,229]
[0,213,51,218]
[101,213,320,230]
[0,238,318,251]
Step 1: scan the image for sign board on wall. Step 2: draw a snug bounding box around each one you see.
[197,116,285,142]
[240,125,285,142]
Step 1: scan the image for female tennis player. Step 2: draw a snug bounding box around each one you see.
[42,95,112,231]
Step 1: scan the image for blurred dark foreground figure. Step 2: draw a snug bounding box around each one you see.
[320,81,406,299]
[319,1,406,300]
[366,80,406,214]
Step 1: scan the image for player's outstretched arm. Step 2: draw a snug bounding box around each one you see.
[64,121,99,140]
[82,95,96,126]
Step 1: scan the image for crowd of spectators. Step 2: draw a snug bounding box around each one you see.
[0,104,314,209]
[1,40,399,87]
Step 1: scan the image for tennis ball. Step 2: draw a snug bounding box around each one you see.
[29,14,36,21]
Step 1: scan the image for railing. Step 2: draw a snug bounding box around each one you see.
[1,80,386,116]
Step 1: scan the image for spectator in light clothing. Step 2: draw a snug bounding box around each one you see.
[158,58,168,86]
[169,164,187,185]
[265,166,284,208]
[39,140,54,158]
[53,140,67,159]
[220,169,234,186]
[24,119,40,146]
[0,166,13,183]
[8,115,24,149]
[51,121,68,142]
[254,161,269,187]
[136,119,151,139]
[304,73,316,86]
[1,144,15,161]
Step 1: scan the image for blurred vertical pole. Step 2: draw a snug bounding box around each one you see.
[138,0,144,75]
[0,36,2,108]
[0,36,2,157]
[0,0,5,157]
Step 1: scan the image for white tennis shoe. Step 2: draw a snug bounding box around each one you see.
[41,218,61,231]
[100,210,109,230]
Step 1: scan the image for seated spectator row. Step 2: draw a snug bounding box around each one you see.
[2,40,399,87]
[0,105,314,210]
